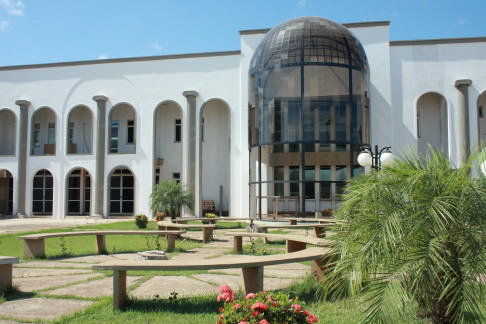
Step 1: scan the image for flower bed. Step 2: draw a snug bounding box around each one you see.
[216,284,317,324]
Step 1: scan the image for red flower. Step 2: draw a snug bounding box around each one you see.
[233,303,241,310]
[251,310,260,317]
[307,314,318,323]
[246,292,256,299]
[259,320,270,324]
[304,310,310,316]
[271,300,279,307]
[218,307,224,312]
[292,304,302,312]
[238,322,249,324]
[252,301,268,311]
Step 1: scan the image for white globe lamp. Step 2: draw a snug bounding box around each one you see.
[357,150,373,167]
[380,151,395,167]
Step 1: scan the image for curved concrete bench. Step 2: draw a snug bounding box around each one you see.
[255,223,330,238]
[17,230,186,258]
[93,246,330,309]
[0,256,19,294]
[157,221,216,243]
[224,232,332,254]
[287,217,337,225]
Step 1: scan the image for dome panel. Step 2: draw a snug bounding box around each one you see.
[250,16,368,73]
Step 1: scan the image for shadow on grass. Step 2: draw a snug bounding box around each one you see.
[0,286,36,303]
[125,294,221,315]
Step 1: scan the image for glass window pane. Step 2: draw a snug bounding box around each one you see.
[122,201,134,213]
[110,202,120,213]
[320,166,331,199]
[304,166,315,199]
[289,166,299,197]
[110,176,120,188]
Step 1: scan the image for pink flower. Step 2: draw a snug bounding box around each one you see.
[303,310,310,316]
[292,304,302,312]
[233,303,241,310]
[251,310,260,317]
[246,292,256,299]
[219,284,232,293]
[217,290,235,303]
[252,301,268,311]
[259,320,270,324]
[218,307,224,312]
[271,300,279,307]
[238,322,249,324]
[307,314,318,323]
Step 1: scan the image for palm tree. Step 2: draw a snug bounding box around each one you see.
[320,148,486,323]
[150,180,194,220]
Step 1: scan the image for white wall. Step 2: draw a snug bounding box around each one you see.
[390,41,486,164]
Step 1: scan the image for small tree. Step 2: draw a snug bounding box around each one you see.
[321,148,486,323]
[150,180,194,220]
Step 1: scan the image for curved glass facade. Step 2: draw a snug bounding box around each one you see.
[249,17,370,218]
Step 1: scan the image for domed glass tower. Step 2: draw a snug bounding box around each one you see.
[249,17,370,219]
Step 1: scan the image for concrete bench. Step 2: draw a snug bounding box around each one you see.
[255,223,329,238]
[171,217,254,225]
[0,256,19,294]
[17,230,186,258]
[225,232,332,254]
[92,246,329,309]
[157,221,216,243]
[287,217,337,225]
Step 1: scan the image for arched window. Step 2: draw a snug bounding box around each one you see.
[31,107,57,156]
[109,168,134,215]
[0,109,16,156]
[0,169,13,215]
[66,106,93,154]
[108,104,136,154]
[32,169,53,215]
[417,92,448,156]
[67,168,91,215]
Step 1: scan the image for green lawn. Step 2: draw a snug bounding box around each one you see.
[0,220,443,323]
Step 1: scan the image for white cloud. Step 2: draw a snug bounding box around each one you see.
[150,40,163,52]
[297,0,307,10]
[0,20,10,32]
[98,54,108,60]
[0,0,25,16]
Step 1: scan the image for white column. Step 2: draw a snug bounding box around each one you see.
[454,79,472,166]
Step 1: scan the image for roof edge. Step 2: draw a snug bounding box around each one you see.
[390,36,486,47]
[0,50,242,71]
[239,20,390,35]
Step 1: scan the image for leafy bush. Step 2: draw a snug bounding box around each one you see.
[216,285,317,324]
[322,148,486,323]
[205,213,217,218]
[154,212,165,222]
[135,215,148,229]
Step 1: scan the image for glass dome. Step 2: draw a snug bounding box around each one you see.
[248,17,370,219]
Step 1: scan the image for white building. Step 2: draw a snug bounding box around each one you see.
[0,16,485,219]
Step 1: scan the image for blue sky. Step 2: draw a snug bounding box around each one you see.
[1,0,485,67]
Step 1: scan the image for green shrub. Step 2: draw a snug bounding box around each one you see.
[154,212,165,222]
[135,215,148,228]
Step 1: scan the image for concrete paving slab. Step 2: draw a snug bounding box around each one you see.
[58,253,138,263]
[130,275,218,299]
[42,276,141,298]
[14,273,101,292]
[16,260,91,268]
[191,273,243,290]
[0,297,93,320]
[13,267,93,278]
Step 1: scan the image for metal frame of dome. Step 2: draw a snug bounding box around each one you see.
[250,16,368,76]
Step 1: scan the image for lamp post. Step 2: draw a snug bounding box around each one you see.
[357,145,394,169]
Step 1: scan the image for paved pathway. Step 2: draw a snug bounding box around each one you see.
[0,219,313,323]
